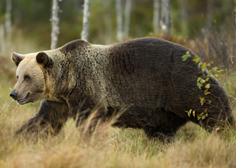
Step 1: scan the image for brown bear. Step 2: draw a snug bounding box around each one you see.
[10,37,235,141]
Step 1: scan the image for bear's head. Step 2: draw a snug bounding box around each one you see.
[10,52,53,105]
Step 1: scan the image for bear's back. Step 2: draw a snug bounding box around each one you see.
[101,38,196,108]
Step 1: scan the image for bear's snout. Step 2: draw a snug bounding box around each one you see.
[10,91,17,100]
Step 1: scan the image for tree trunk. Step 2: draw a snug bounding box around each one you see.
[5,0,11,44]
[153,0,160,34]
[116,0,123,42]
[124,0,131,38]
[161,0,171,38]
[81,0,90,41]
[50,0,60,49]
[0,25,5,55]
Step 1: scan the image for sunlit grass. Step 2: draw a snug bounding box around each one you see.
[0,74,236,168]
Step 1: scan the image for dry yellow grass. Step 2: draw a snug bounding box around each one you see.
[1,74,236,168]
[1,35,236,168]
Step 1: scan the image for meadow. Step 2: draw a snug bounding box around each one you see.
[1,34,236,168]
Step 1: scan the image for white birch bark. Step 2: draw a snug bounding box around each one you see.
[116,0,123,41]
[81,0,90,41]
[0,25,5,55]
[51,0,60,49]
[161,0,171,37]
[5,0,11,43]
[153,0,160,34]
[124,0,131,38]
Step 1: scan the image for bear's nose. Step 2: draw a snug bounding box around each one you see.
[10,91,17,100]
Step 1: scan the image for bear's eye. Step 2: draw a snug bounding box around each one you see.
[24,75,31,81]
[16,76,19,80]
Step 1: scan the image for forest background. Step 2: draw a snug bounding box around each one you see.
[0,0,234,48]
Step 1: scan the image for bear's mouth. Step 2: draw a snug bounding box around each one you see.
[17,92,30,105]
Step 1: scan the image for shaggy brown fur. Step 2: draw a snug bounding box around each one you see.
[10,38,235,141]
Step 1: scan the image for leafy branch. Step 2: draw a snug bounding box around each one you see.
[182,51,224,121]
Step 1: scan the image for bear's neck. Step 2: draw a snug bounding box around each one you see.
[46,45,109,102]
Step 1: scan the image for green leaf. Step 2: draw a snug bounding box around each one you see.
[197,77,202,82]
[197,112,205,120]
[200,79,205,83]
[197,116,201,120]
[198,62,202,68]
[218,70,224,73]
[204,91,211,95]
[192,56,200,63]
[182,51,191,61]
[199,97,205,106]
[211,67,218,71]
[201,115,206,120]
[215,73,220,78]
[197,83,203,89]
[205,84,210,89]
[197,113,203,120]
[201,63,207,71]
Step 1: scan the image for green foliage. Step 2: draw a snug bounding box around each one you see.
[197,77,205,90]
[192,55,200,63]
[182,52,225,121]
[197,112,208,120]
[181,51,191,61]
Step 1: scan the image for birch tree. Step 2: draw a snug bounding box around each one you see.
[116,0,123,41]
[124,0,131,38]
[160,0,171,38]
[81,0,90,41]
[5,0,11,43]
[153,0,160,34]
[51,0,61,49]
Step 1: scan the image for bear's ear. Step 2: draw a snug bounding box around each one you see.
[36,52,53,68]
[11,52,25,66]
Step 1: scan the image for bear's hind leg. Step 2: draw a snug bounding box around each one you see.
[144,108,187,142]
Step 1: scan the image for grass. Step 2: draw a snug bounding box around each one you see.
[1,35,236,168]
[1,69,236,168]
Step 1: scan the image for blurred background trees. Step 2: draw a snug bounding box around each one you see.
[0,0,233,46]
[0,0,235,70]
